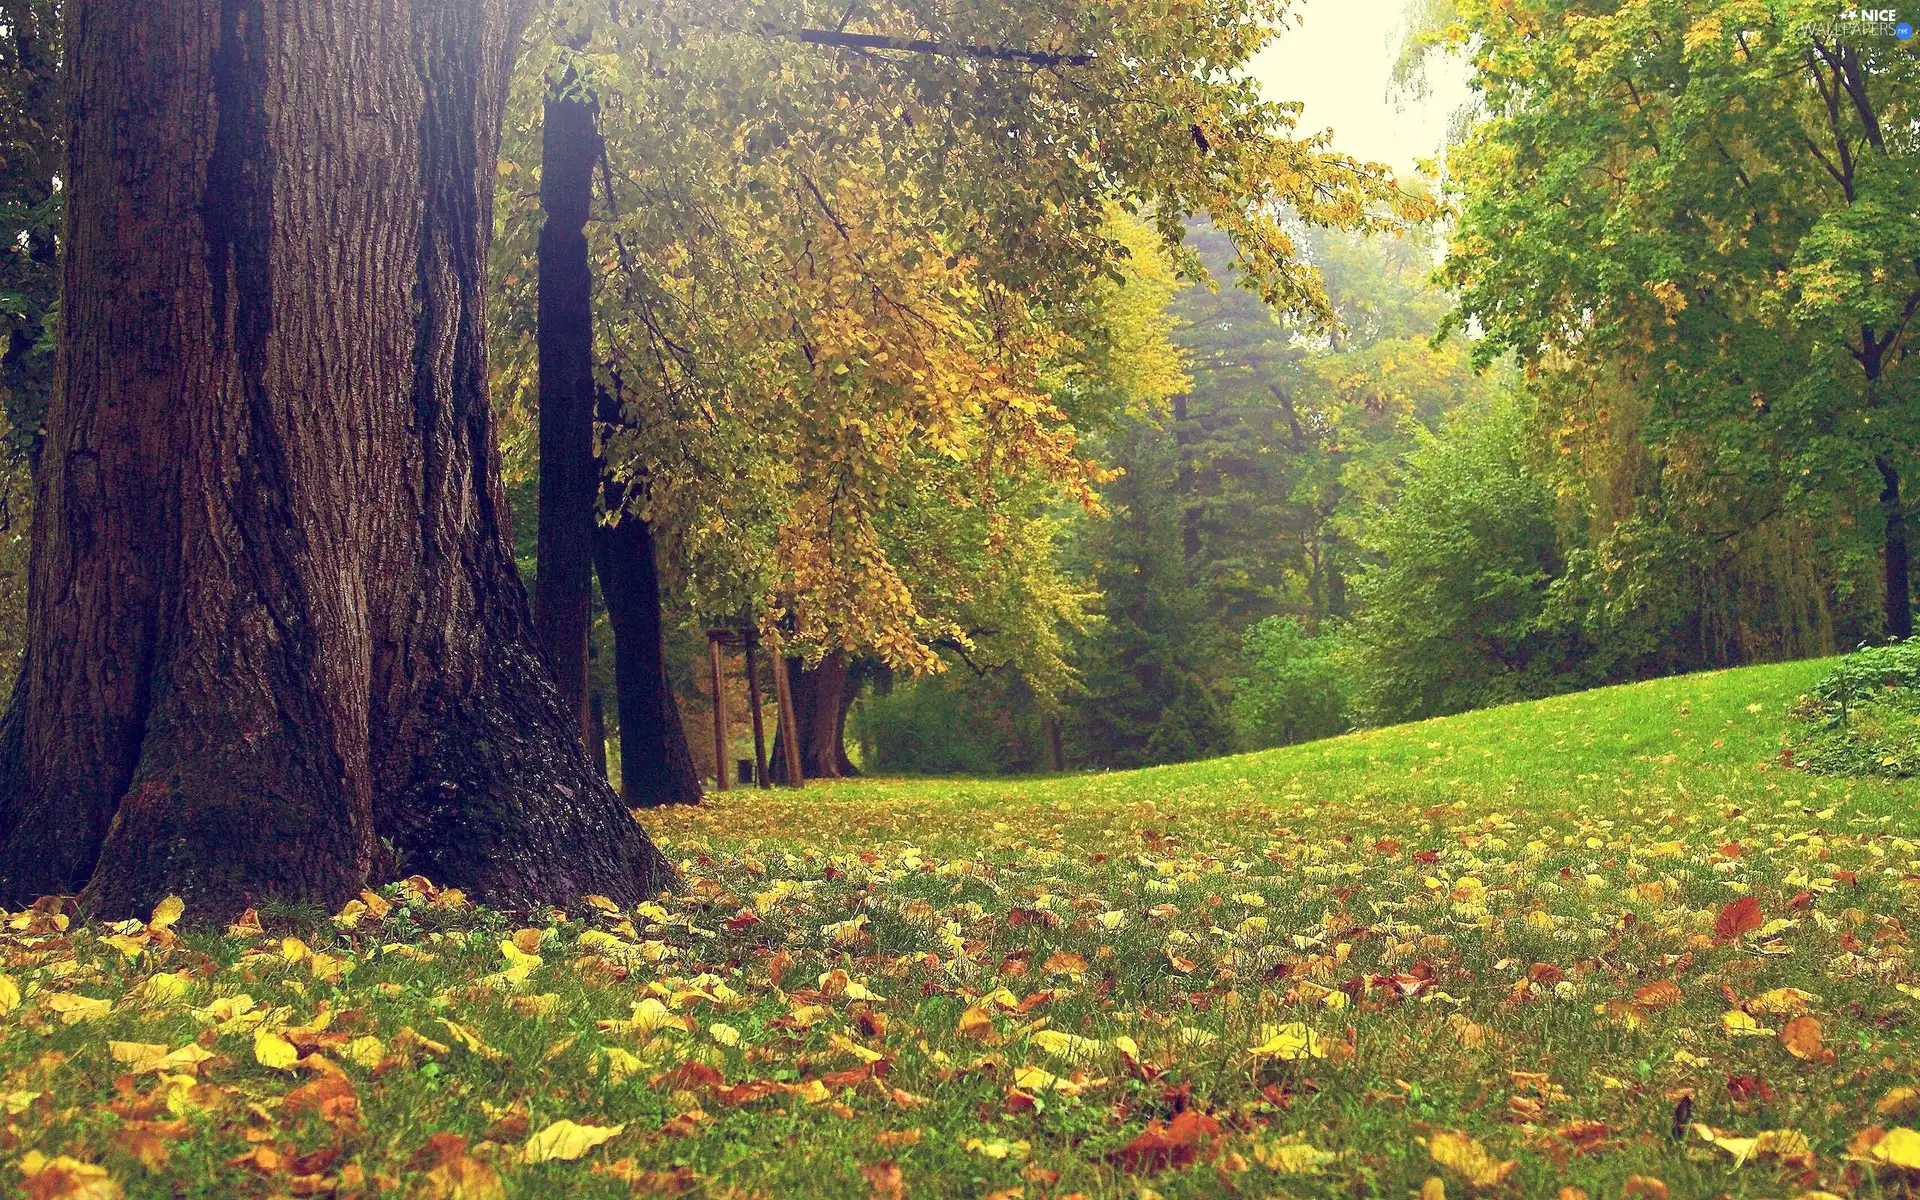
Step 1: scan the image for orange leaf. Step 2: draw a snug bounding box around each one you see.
[1780,1016,1827,1062]
[1109,1109,1222,1174]
[860,1161,905,1200]
[1633,980,1683,1010]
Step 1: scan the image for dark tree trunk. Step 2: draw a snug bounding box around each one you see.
[1880,455,1912,641]
[532,81,599,734]
[773,652,857,780]
[588,689,609,777]
[0,0,672,919]
[593,478,702,807]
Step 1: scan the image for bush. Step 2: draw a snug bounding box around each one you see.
[1788,643,1920,776]
[1344,390,1591,724]
[1230,616,1351,749]
[852,673,1050,776]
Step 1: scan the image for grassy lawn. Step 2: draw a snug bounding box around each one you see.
[9,656,1920,1198]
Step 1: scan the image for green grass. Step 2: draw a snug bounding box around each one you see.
[8,656,1920,1199]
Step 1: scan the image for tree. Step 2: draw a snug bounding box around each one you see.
[1438,0,1919,638]
[0,0,672,919]
[532,69,600,735]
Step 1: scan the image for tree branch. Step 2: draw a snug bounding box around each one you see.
[786,28,1093,67]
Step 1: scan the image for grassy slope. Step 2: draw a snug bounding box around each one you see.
[10,657,1920,1199]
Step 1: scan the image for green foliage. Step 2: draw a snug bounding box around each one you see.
[1437,0,1919,638]
[1229,616,1350,749]
[1789,641,1920,776]
[1061,419,1234,769]
[1345,388,1589,724]
[852,672,1052,776]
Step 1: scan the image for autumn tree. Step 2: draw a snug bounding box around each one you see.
[489,0,1427,782]
[0,0,673,918]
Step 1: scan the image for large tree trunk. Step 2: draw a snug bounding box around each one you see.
[1880,455,1912,641]
[532,80,598,734]
[0,0,672,919]
[594,479,702,807]
[772,652,858,780]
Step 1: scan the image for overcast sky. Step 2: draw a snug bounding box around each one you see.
[1247,0,1471,179]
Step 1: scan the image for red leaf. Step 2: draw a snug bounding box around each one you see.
[1713,896,1763,943]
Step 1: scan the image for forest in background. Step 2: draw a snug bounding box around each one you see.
[0,0,1907,792]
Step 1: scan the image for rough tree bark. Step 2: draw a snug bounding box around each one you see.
[772,652,858,780]
[593,483,703,807]
[532,78,598,733]
[0,0,673,919]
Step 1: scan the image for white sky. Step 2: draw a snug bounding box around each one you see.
[1248,0,1472,179]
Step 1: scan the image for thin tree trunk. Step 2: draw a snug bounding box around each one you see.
[532,79,599,734]
[0,0,672,919]
[1880,455,1911,641]
[772,651,855,780]
[593,473,702,807]
[588,690,608,777]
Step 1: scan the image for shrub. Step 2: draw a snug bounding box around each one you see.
[1788,642,1920,777]
[1230,616,1351,749]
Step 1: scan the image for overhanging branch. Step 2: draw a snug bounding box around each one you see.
[788,28,1093,67]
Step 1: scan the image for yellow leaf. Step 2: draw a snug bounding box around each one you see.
[1250,1022,1325,1061]
[828,1032,886,1064]
[108,1042,169,1074]
[1428,1130,1517,1188]
[0,974,18,1016]
[441,1020,504,1061]
[346,1036,386,1069]
[957,1006,996,1041]
[44,993,112,1024]
[602,1046,644,1083]
[790,1078,832,1104]
[1748,987,1817,1015]
[520,1119,625,1164]
[1871,1127,1920,1169]
[709,1023,741,1048]
[1254,1139,1336,1174]
[253,1028,300,1070]
[1877,1087,1920,1118]
[1030,1029,1105,1063]
[140,973,191,1006]
[149,896,184,932]
[16,1151,124,1200]
[1721,1010,1775,1037]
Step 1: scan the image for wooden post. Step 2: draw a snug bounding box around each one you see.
[744,633,771,790]
[707,630,729,792]
[768,631,804,787]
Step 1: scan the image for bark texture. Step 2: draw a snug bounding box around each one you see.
[773,652,858,781]
[532,82,599,732]
[0,0,673,919]
[594,485,703,807]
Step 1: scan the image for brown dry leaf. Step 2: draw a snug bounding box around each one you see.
[1779,1016,1827,1062]
[1428,1130,1517,1189]
[1621,1178,1669,1199]
[112,1127,170,1170]
[860,1161,906,1200]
